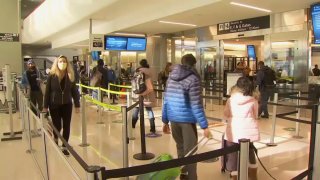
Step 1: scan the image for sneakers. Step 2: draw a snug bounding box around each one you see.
[62,148,70,156]
[260,115,269,119]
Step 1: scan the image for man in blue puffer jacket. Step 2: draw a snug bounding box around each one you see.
[162,54,211,180]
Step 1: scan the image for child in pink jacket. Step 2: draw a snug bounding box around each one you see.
[223,77,260,180]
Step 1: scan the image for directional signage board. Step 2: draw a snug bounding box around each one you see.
[217,16,270,35]
[0,33,19,42]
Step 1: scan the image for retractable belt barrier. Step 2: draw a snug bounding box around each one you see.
[109,83,132,89]
[103,144,240,179]
[266,90,320,180]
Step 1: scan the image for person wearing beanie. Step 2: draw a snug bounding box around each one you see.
[162,54,212,180]
[21,59,44,114]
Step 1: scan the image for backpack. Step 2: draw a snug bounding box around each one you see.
[263,67,276,86]
[107,69,116,82]
[131,69,146,94]
[90,68,102,87]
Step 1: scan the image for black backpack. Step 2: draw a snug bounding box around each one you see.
[263,67,276,86]
[131,69,147,94]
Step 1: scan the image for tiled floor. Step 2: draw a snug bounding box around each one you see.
[0,94,313,180]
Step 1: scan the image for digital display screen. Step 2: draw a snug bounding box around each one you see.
[311,3,320,44]
[127,37,147,51]
[247,45,256,60]
[105,36,127,50]
[91,51,101,61]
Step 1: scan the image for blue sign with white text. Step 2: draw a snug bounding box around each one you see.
[312,4,320,44]
[105,36,127,50]
[127,38,146,51]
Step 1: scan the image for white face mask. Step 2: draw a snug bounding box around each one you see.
[58,62,67,71]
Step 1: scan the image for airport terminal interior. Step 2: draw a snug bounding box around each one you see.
[2,0,320,180]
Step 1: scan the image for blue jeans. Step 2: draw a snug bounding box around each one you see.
[132,107,155,133]
[92,89,98,100]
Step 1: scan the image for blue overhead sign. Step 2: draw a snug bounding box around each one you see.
[311,3,320,44]
[127,37,146,51]
[105,36,127,50]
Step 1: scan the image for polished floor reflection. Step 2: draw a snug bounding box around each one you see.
[0,96,312,180]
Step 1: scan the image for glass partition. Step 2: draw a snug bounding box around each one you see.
[199,47,218,84]
[271,41,296,84]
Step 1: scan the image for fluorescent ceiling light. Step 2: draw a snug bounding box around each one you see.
[230,2,271,13]
[159,21,197,27]
[114,32,145,37]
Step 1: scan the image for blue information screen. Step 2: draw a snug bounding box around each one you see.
[312,4,320,44]
[127,37,146,51]
[91,51,101,61]
[247,45,256,59]
[105,36,127,50]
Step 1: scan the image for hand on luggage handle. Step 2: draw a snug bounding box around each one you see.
[184,135,213,158]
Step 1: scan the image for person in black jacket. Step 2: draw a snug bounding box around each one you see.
[43,55,80,156]
[21,59,44,115]
[256,61,276,119]
[90,59,108,99]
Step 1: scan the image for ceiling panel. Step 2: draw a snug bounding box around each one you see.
[121,0,319,35]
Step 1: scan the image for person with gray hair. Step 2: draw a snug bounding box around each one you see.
[162,54,211,180]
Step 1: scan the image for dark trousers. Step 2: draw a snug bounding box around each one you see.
[225,141,256,172]
[30,91,43,115]
[49,103,73,144]
[171,122,198,179]
[259,88,272,116]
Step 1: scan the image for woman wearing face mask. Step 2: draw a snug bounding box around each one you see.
[43,55,80,156]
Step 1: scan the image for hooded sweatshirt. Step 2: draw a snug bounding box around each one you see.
[162,64,208,129]
[224,87,260,143]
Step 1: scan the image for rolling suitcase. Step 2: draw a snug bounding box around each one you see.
[136,137,212,180]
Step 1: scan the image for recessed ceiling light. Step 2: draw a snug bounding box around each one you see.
[114,32,146,37]
[230,2,271,13]
[159,21,197,27]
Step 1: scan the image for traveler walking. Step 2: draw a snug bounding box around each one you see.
[162,54,211,180]
[21,59,44,114]
[43,55,80,156]
[256,61,276,118]
[131,59,157,135]
[223,77,260,180]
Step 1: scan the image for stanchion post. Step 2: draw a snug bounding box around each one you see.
[267,92,278,146]
[86,166,102,180]
[202,88,206,109]
[312,104,320,180]
[40,112,50,180]
[108,84,110,99]
[121,106,129,180]
[25,97,34,153]
[294,91,303,139]
[238,139,249,180]
[80,94,90,147]
[127,90,135,140]
[97,88,104,124]
[133,96,155,160]
[8,100,14,136]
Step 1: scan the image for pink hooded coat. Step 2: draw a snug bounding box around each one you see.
[223,87,260,143]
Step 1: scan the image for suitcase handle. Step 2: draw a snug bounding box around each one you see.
[184,136,213,157]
